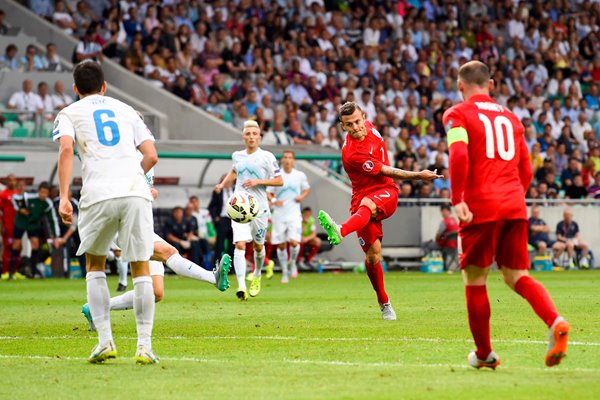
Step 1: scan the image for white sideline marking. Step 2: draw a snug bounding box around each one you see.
[0,354,598,373]
[0,335,599,347]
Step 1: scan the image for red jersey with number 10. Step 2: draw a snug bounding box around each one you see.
[342,120,399,213]
[443,94,532,224]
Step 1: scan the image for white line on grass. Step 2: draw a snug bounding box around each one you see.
[0,354,598,373]
[1,335,599,347]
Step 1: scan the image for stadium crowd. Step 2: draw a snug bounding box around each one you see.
[16,0,600,199]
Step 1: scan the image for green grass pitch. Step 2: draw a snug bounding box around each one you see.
[1,271,599,399]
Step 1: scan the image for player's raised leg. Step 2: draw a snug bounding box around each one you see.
[319,197,377,246]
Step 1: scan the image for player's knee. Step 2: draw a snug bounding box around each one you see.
[566,241,575,251]
[277,243,286,250]
[365,253,380,265]
[314,237,322,247]
[359,197,377,214]
[289,240,299,247]
[235,242,246,250]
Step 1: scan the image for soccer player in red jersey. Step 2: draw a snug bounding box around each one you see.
[318,102,440,320]
[0,174,19,280]
[443,61,569,369]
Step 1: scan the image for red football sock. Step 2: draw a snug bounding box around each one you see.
[365,260,389,304]
[514,275,559,327]
[297,244,304,262]
[264,242,273,265]
[307,244,319,262]
[340,205,372,237]
[465,285,492,360]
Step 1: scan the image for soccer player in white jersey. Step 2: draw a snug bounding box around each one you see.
[81,138,232,329]
[267,150,310,283]
[55,61,159,364]
[215,120,283,300]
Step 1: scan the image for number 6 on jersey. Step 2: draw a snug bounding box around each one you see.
[93,109,120,146]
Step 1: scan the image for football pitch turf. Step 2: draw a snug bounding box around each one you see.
[1,271,599,400]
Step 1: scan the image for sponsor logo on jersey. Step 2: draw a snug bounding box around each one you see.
[362,161,374,172]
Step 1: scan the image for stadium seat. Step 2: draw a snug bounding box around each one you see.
[4,120,20,133]
[11,126,29,138]
[22,121,36,137]
[42,121,54,137]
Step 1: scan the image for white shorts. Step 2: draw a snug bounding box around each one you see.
[77,197,154,262]
[149,260,164,276]
[232,211,269,245]
[271,217,302,244]
[153,232,166,243]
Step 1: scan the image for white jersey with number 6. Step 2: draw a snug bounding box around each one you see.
[52,94,154,208]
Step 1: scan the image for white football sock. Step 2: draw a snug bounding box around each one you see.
[116,257,128,287]
[277,248,289,277]
[110,290,134,310]
[133,276,155,349]
[86,271,112,345]
[233,248,247,290]
[166,253,215,284]
[289,244,300,272]
[253,247,265,278]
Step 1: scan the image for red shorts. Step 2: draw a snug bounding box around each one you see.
[460,219,529,270]
[355,188,398,253]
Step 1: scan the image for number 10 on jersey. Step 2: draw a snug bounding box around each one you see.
[478,113,515,161]
[93,109,120,146]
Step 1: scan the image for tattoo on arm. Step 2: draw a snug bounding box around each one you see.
[379,165,420,180]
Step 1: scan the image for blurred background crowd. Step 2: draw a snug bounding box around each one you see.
[1,0,596,201]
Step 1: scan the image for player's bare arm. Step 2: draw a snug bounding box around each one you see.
[138,140,158,174]
[295,187,311,203]
[379,165,442,181]
[243,175,283,189]
[57,135,74,224]
[215,168,237,193]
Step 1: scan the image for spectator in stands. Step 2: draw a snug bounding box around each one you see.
[528,205,552,256]
[298,207,321,268]
[436,204,459,272]
[287,118,312,145]
[565,175,588,200]
[52,0,77,36]
[20,44,43,72]
[74,28,103,63]
[262,115,293,146]
[561,157,581,191]
[189,196,215,266]
[0,44,19,70]
[208,175,234,264]
[51,80,72,110]
[72,1,95,37]
[37,81,54,120]
[163,206,194,258]
[8,79,43,121]
[172,75,192,102]
[552,208,590,269]
[588,171,600,199]
[41,43,62,72]
[0,10,7,35]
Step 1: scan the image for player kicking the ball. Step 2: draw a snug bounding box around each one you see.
[215,120,283,300]
[55,61,158,364]
[318,102,440,320]
[268,150,311,283]
[444,60,569,369]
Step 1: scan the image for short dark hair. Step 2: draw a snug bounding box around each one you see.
[440,204,451,212]
[458,61,490,87]
[38,181,50,191]
[73,61,104,95]
[302,206,312,213]
[338,101,361,121]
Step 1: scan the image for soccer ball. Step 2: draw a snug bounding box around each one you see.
[226,191,259,223]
